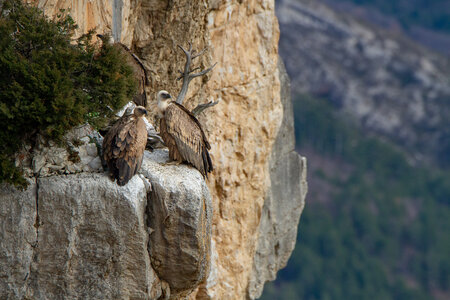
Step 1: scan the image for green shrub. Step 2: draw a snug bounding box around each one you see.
[0,0,137,188]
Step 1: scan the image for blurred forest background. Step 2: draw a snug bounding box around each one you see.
[262,0,450,299]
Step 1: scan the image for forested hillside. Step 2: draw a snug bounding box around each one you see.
[262,95,450,300]
[328,0,450,34]
[266,2,450,297]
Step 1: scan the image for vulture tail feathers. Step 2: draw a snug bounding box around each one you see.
[201,146,213,179]
[201,149,208,179]
[116,159,134,186]
[206,148,213,172]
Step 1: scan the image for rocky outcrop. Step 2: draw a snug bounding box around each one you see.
[27,173,157,299]
[16,124,103,178]
[1,149,212,300]
[277,0,450,166]
[142,151,213,299]
[2,1,307,299]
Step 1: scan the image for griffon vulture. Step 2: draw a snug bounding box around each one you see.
[102,106,148,186]
[157,90,213,178]
[97,34,148,107]
[118,43,149,107]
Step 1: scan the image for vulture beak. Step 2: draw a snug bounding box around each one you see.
[143,109,148,115]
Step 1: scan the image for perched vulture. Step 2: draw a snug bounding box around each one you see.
[97,34,149,107]
[117,43,149,107]
[102,106,148,186]
[157,90,213,178]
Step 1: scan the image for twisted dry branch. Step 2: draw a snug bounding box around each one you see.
[191,99,220,117]
[175,43,217,107]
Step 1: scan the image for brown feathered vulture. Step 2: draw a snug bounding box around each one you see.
[102,106,148,186]
[97,34,148,107]
[157,90,213,178]
[117,43,149,107]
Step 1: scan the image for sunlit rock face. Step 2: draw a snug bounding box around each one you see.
[6,1,308,299]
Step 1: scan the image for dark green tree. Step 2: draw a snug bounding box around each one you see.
[0,0,137,188]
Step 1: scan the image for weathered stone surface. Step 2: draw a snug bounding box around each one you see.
[203,2,288,298]
[17,124,103,178]
[248,58,307,299]
[26,173,160,299]
[142,150,212,298]
[1,149,214,300]
[0,179,37,300]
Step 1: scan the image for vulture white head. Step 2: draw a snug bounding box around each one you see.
[157,90,172,114]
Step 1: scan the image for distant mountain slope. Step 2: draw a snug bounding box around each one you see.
[322,0,450,56]
[323,0,450,36]
[261,94,450,300]
[276,0,450,167]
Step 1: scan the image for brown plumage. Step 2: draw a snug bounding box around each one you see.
[157,91,213,178]
[116,43,149,107]
[102,106,148,186]
[97,35,148,107]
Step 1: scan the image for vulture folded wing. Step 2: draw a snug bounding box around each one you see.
[103,115,147,185]
[116,43,149,107]
[160,117,183,162]
[173,103,211,150]
[165,103,213,177]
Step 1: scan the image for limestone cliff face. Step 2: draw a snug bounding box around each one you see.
[6,1,307,299]
[0,150,212,300]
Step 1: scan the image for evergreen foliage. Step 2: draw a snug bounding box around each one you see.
[0,0,137,188]
[262,95,450,300]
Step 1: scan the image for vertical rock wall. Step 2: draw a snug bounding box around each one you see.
[203,2,285,298]
[247,58,307,299]
[0,179,36,300]
[24,0,307,299]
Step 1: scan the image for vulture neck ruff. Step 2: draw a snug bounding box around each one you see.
[158,99,171,114]
[157,90,172,115]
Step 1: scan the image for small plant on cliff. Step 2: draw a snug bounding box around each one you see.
[0,0,137,188]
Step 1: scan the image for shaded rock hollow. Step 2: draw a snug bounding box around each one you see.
[2,1,308,299]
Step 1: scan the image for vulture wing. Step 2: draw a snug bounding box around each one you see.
[103,115,147,185]
[116,43,148,107]
[163,102,213,177]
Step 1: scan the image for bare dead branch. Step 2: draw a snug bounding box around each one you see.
[146,133,166,151]
[191,99,220,116]
[177,67,201,81]
[148,133,165,145]
[190,63,217,79]
[175,43,216,104]
[192,47,207,59]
